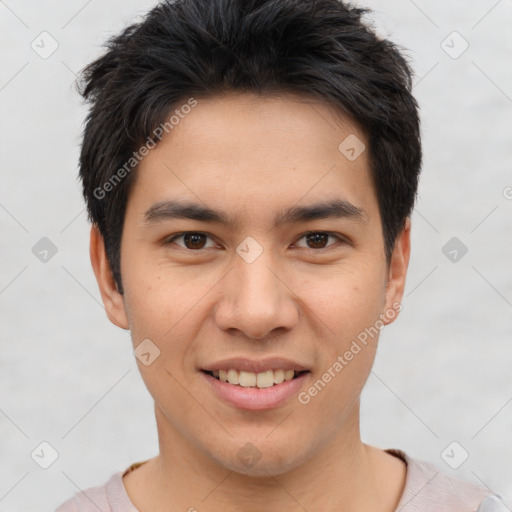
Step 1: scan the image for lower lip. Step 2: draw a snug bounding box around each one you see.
[202,371,309,411]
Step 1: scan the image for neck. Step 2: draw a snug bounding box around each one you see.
[125,402,405,512]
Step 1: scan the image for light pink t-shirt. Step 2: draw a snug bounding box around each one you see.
[55,449,501,511]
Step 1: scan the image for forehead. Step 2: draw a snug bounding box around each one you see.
[129,92,378,225]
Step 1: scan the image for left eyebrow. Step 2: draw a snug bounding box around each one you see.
[143,198,368,230]
[274,199,368,227]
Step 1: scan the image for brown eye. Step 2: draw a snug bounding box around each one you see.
[295,232,345,250]
[182,233,207,249]
[305,233,329,249]
[166,232,215,250]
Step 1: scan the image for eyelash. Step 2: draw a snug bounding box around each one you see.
[164,231,349,251]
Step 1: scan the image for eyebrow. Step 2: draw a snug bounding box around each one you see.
[143,198,368,229]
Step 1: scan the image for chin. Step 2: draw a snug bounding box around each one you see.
[207,438,313,478]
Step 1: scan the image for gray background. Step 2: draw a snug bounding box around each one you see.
[1,0,511,510]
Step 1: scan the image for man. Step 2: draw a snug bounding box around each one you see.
[56,0,501,510]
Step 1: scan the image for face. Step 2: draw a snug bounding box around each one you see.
[91,92,410,476]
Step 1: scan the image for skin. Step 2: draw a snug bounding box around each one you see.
[91,92,411,511]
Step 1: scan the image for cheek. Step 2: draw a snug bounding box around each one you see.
[122,264,216,378]
[298,260,387,342]
[122,260,195,338]
[296,306,380,433]
[123,276,199,419]
[292,260,385,408]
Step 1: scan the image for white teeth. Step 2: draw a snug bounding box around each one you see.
[227,369,239,385]
[210,369,300,388]
[284,370,295,381]
[256,370,274,388]
[239,370,257,387]
[273,369,284,384]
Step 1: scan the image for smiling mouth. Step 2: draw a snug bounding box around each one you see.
[203,369,309,388]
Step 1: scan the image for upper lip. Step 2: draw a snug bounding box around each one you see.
[201,357,309,373]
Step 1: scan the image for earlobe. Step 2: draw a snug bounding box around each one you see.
[382,218,411,325]
[89,225,129,330]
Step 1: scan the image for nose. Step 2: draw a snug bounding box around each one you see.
[213,245,299,341]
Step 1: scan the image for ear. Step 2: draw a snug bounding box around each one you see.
[89,225,129,330]
[382,218,411,326]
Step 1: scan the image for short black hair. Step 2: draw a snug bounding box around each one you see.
[77,0,421,293]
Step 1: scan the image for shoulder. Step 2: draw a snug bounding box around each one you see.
[55,471,137,512]
[389,449,503,512]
